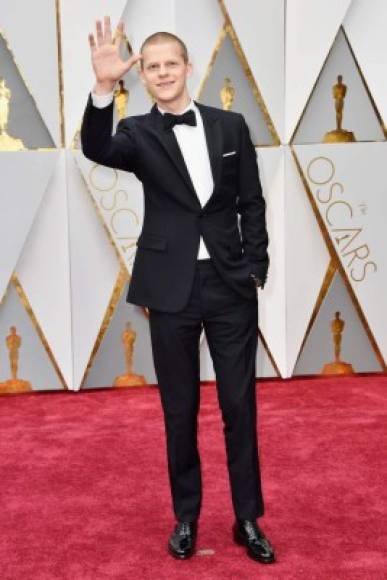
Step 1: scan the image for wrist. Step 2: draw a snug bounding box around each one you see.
[93,81,116,95]
[249,273,263,287]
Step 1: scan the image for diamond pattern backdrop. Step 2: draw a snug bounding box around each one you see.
[0,0,385,393]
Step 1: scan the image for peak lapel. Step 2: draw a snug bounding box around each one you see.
[149,105,201,208]
[194,101,223,202]
[148,102,224,211]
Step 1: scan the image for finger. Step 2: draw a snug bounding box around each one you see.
[104,15,112,43]
[124,53,143,72]
[88,33,96,53]
[96,19,103,45]
[129,54,143,66]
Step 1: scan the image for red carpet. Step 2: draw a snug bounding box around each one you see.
[1,375,386,579]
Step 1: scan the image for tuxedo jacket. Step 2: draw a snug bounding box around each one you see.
[80,94,269,312]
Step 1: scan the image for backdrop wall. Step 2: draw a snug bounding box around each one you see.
[0,0,386,393]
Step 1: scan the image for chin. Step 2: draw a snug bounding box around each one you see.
[157,93,180,104]
[154,85,184,100]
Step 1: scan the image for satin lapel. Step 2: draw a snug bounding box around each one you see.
[195,101,223,201]
[149,105,200,207]
[148,102,223,209]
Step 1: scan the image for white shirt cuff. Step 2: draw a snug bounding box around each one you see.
[91,90,114,108]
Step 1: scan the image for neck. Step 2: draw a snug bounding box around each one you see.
[156,91,192,114]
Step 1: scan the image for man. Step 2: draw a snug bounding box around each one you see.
[81,16,275,564]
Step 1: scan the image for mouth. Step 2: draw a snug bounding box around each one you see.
[157,81,175,88]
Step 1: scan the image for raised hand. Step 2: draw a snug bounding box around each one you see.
[88,16,142,93]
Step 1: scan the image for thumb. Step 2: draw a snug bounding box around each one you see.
[124,53,143,72]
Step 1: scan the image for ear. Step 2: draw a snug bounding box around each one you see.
[138,68,146,85]
[186,60,193,79]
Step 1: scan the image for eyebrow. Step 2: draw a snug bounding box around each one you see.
[146,59,179,65]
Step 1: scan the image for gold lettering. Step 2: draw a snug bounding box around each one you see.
[306,155,376,284]
[110,208,138,236]
[307,156,335,185]
[317,181,344,205]
[89,164,118,191]
[342,243,370,267]
[326,200,353,226]
[100,189,128,211]
[331,227,361,252]
[351,261,377,282]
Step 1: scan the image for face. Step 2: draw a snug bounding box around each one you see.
[139,40,192,106]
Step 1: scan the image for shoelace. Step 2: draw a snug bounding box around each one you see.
[177,522,192,536]
[244,521,263,543]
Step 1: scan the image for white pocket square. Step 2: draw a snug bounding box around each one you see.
[222,150,237,157]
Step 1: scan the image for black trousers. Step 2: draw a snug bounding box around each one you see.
[148,258,264,522]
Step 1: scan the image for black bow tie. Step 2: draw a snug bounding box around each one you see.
[163,109,197,131]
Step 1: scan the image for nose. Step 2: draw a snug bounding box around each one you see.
[158,65,168,77]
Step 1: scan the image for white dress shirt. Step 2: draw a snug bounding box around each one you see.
[91,89,213,259]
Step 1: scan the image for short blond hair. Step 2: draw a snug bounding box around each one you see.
[140,32,189,67]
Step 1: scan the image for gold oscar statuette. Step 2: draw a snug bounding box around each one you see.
[114,321,146,387]
[220,77,235,111]
[0,78,25,151]
[114,80,129,120]
[323,75,356,143]
[112,30,133,57]
[321,312,354,375]
[0,326,32,394]
[112,31,138,112]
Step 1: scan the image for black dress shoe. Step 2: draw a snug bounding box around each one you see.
[168,520,198,559]
[233,519,276,563]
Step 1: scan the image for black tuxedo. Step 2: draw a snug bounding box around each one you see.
[81,94,269,312]
[81,94,269,522]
